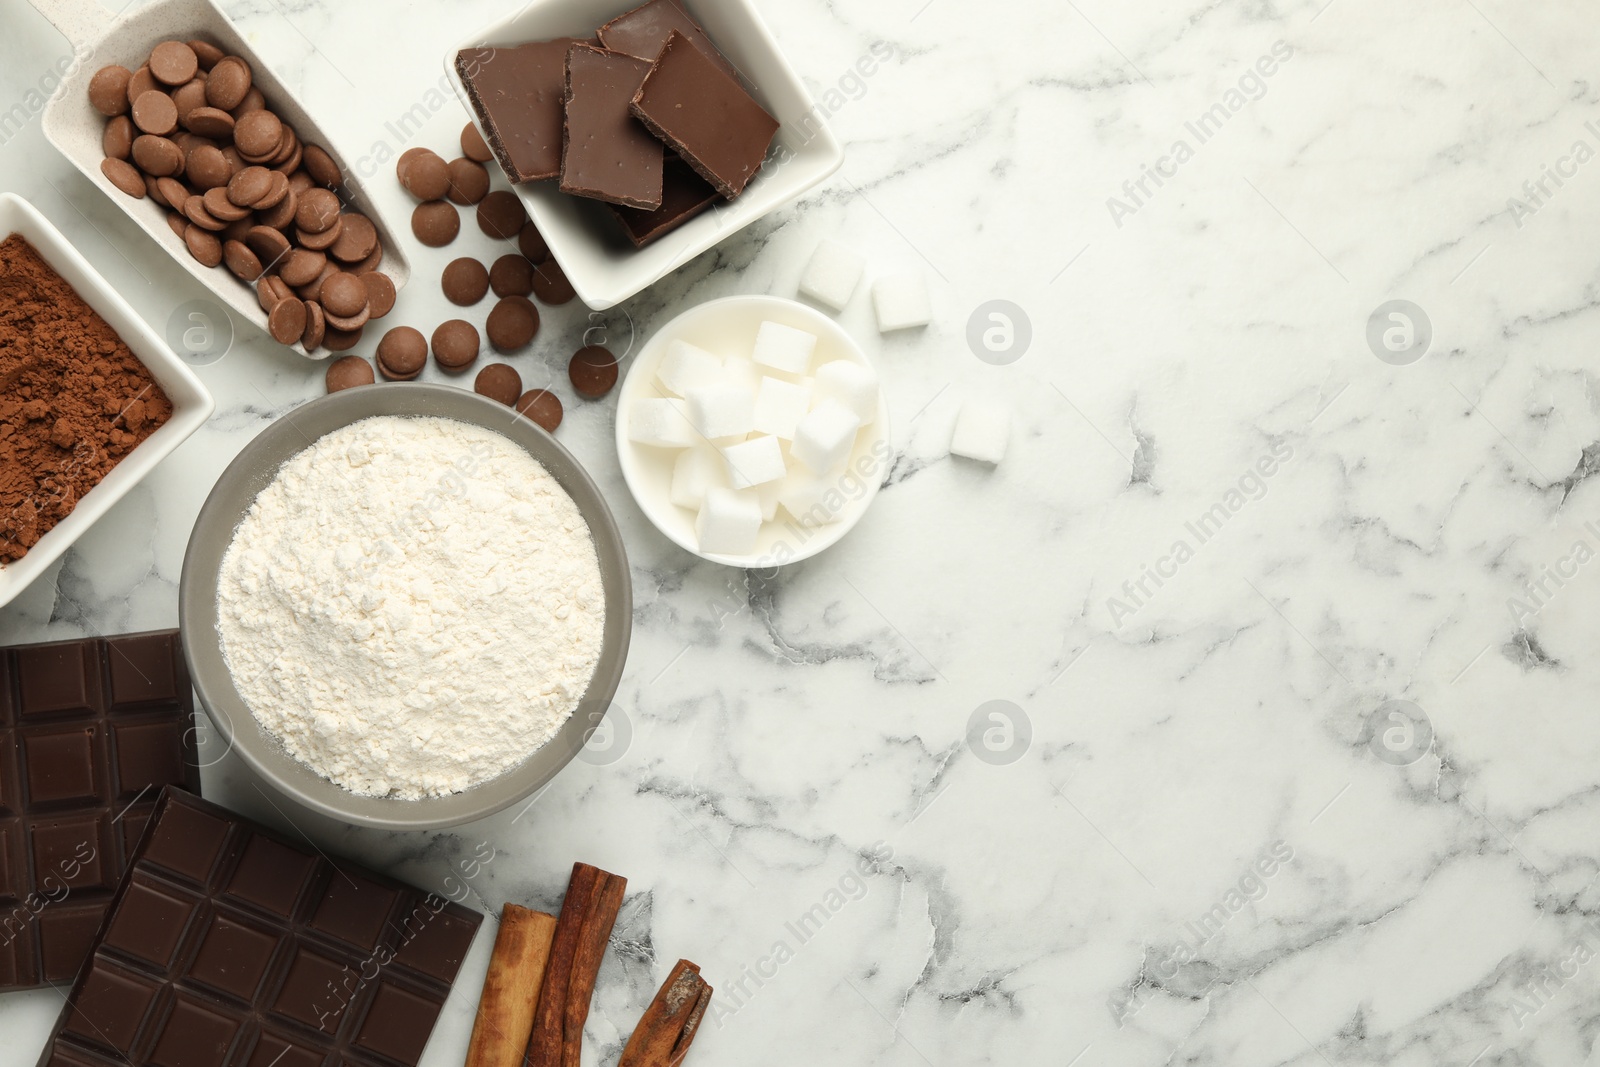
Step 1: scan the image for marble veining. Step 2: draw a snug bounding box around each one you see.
[5,0,1600,1064]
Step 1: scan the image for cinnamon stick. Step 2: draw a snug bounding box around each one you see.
[526,862,628,1067]
[465,905,559,1067]
[617,960,713,1067]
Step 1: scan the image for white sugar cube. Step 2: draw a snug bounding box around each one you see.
[812,361,878,424]
[778,472,843,527]
[721,435,787,489]
[658,340,723,397]
[753,321,818,375]
[798,240,864,311]
[791,401,861,475]
[685,384,755,441]
[696,486,763,555]
[670,447,725,510]
[873,273,931,332]
[950,399,1010,464]
[721,356,763,392]
[756,480,782,522]
[752,376,813,439]
[628,398,695,448]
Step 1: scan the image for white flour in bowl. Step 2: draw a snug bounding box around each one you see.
[215,415,605,799]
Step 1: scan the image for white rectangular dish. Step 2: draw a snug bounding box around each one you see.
[31,0,411,359]
[0,192,213,610]
[446,0,846,310]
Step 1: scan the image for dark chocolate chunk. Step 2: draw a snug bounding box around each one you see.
[598,0,742,78]
[35,789,483,1067]
[631,31,779,199]
[610,154,722,246]
[0,630,199,993]
[561,45,662,210]
[456,39,593,183]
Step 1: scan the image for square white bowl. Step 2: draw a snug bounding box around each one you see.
[0,192,214,610]
[446,0,845,310]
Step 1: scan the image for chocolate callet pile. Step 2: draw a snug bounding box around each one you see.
[0,235,172,563]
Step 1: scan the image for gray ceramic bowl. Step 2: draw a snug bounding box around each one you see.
[179,385,632,831]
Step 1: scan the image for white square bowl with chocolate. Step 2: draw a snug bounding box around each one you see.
[446,0,846,310]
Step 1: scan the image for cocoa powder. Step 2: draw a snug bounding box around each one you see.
[0,234,172,563]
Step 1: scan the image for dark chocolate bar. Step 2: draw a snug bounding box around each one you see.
[0,630,200,992]
[630,31,779,200]
[561,44,663,210]
[457,39,593,183]
[34,788,483,1067]
[610,154,722,246]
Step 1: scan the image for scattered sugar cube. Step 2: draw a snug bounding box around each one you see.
[696,486,763,555]
[721,356,763,392]
[798,240,864,311]
[778,471,843,527]
[670,446,726,510]
[873,273,931,332]
[752,376,813,439]
[685,384,755,441]
[791,401,862,475]
[950,399,1010,464]
[812,361,879,424]
[721,435,787,489]
[753,321,818,375]
[657,340,723,397]
[628,397,695,448]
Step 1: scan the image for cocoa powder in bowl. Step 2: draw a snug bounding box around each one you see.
[0,235,173,563]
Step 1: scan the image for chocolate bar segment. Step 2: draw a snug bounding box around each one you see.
[630,31,779,199]
[562,45,663,210]
[0,630,199,992]
[35,789,483,1067]
[610,154,722,246]
[457,39,592,183]
[598,0,741,79]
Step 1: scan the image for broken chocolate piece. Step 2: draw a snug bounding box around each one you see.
[630,31,778,200]
[456,39,592,183]
[598,0,741,79]
[561,45,663,210]
[610,154,722,246]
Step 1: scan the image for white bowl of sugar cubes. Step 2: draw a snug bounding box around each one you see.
[617,295,890,568]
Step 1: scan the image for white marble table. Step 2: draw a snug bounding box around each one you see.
[4,0,1599,1064]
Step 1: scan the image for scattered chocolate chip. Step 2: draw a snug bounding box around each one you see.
[532,259,576,305]
[325,355,375,393]
[461,121,493,163]
[432,319,480,371]
[441,258,489,306]
[476,190,527,240]
[474,364,523,407]
[515,389,563,432]
[412,201,461,247]
[489,254,534,298]
[446,158,490,205]
[568,345,619,398]
[486,296,539,352]
[376,326,427,381]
